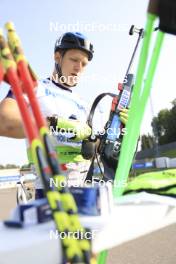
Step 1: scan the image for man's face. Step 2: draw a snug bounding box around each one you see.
[55,49,89,86]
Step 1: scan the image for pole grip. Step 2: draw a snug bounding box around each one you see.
[148,0,159,15]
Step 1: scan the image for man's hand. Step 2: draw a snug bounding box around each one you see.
[56,118,92,142]
[119,108,129,125]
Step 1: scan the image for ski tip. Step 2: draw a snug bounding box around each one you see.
[5,22,15,31]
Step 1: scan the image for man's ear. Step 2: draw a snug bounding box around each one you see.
[54,51,62,64]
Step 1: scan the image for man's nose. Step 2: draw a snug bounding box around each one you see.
[75,61,82,72]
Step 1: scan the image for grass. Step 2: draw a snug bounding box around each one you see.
[129,167,162,177]
[130,147,176,177]
[161,149,176,158]
[130,148,176,177]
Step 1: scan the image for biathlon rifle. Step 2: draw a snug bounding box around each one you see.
[83,25,144,182]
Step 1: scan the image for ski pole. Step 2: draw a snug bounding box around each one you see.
[113,0,168,198]
[98,1,166,263]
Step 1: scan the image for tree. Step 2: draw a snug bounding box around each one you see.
[151,99,176,145]
[5,164,20,169]
[141,98,176,149]
[141,134,155,150]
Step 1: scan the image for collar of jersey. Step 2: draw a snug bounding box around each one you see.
[47,78,72,93]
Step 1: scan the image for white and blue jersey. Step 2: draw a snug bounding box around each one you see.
[6,78,100,186]
[7,78,89,152]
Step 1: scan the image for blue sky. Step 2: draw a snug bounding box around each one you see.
[0,0,175,165]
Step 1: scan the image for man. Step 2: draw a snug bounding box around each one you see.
[0,32,93,138]
[0,32,128,196]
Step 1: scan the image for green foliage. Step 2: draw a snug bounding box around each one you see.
[142,99,176,147]
[141,133,155,150]
[0,164,20,169]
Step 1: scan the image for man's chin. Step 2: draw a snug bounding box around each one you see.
[67,80,78,87]
[63,81,78,87]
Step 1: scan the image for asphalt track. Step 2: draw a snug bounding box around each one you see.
[107,224,176,264]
